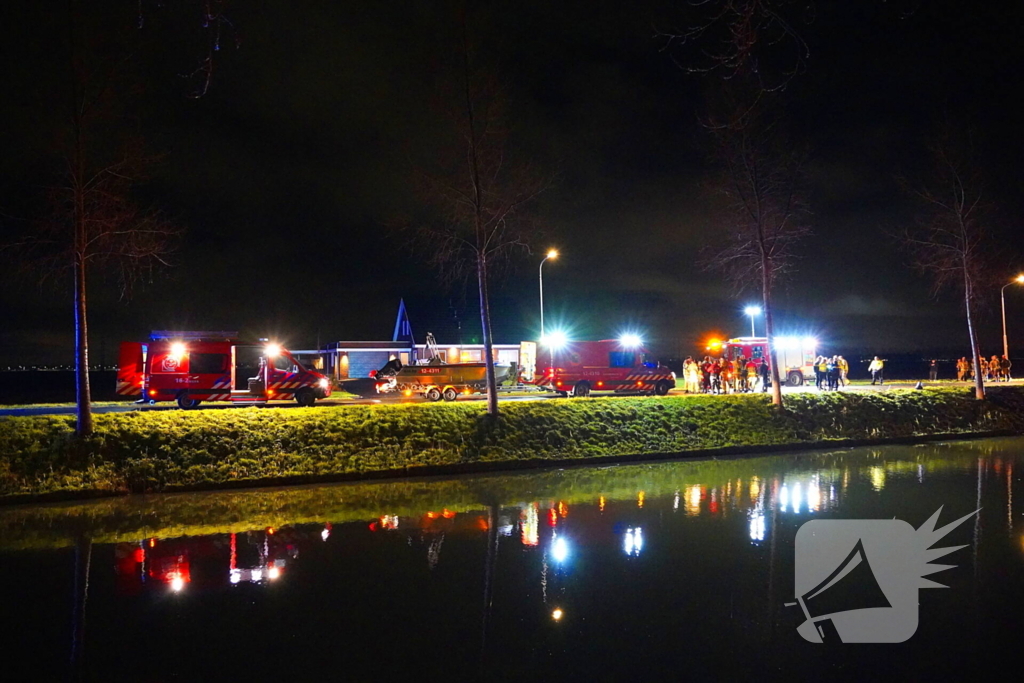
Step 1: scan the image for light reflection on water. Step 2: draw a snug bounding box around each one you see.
[1,437,1023,680]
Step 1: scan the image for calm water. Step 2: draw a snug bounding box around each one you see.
[3,438,1024,681]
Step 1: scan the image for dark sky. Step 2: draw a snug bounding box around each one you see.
[2,0,1023,366]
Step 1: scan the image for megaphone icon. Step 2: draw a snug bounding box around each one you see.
[796,538,892,643]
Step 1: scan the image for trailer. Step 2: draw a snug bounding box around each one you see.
[535,338,676,397]
[374,358,514,401]
[117,331,331,408]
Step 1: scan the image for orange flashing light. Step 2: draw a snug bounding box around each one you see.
[597,381,603,387]
[441,508,456,519]
[403,389,412,397]
[267,527,275,535]
[426,511,438,519]
[149,390,157,397]
[599,496,606,512]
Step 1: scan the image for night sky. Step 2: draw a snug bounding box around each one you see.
[2,0,1023,366]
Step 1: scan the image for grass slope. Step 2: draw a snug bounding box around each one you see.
[2,387,1022,500]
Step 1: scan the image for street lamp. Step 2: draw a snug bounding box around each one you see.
[539,249,558,341]
[1001,274,1024,361]
[743,306,762,338]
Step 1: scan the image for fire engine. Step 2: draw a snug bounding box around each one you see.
[534,336,676,397]
[711,336,817,386]
[117,331,331,409]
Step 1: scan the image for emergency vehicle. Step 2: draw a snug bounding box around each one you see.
[534,338,676,397]
[712,336,817,386]
[117,331,331,409]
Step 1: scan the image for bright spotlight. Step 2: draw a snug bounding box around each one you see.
[744,306,762,316]
[264,343,282,358]
[551,608,564,621]
[170,576,185,592]
[802,337,818,348]
[546,249,559,260]
[1016,274,1024,283]
[619,333,642,348]
[170,342,186,359]
[543,330,568,350]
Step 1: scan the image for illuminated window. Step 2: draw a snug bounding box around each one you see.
[609,351,635,368]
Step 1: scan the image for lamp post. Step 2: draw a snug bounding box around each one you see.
[539,249,558,341]
[1000,274,1024,362]
[744,306,762,338]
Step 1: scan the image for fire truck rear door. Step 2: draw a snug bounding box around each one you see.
[116,342,146,396]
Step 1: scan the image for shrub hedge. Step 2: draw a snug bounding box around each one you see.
[1,387,1022,500]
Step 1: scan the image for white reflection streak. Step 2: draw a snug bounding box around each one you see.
[623,527,643,556]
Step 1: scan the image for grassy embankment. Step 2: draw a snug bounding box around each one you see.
[1,387,1023,502]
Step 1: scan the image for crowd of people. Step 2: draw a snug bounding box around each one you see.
[956,355,1013,382]
[680,356,763,394]
[679,354,850,394]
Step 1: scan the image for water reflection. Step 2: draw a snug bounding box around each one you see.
[2,437,1024,680]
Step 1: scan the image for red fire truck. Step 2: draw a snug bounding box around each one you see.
[534,337,676,397]
[117,331,331,409]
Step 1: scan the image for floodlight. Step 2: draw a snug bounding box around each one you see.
[543,330,568,350]
[619,333,642,348]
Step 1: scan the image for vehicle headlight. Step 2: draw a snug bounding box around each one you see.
[318,378,329,389]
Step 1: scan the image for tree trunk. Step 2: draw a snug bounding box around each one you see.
[69,0,92,437]
[74,251,93,436]
[477,253,499,416]
[965,274,985,400]
[762,261,783,407]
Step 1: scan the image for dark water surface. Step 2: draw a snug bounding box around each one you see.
[3,438,1024,681]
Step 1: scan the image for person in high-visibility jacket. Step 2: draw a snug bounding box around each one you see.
[869,356,884,385]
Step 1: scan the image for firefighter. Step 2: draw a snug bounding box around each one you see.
[815,356,827,390]
[746,359,758,392]
[869,356,884,385]
[956,357,967,382]
[989,355,1001,381]
[827,356,840,391]
[758,359,770,392]
[1000,355,1012,381]
[683,357,699,393]
[701,356,714,393]
[837,355,849,387]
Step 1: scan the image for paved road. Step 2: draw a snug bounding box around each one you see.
[2,379,1019,417]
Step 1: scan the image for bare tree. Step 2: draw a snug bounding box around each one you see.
[899,126,992,400]
[702,98,811,407]
[3,2,181,436]
[659,0,811,94]
[413,18,550,417]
